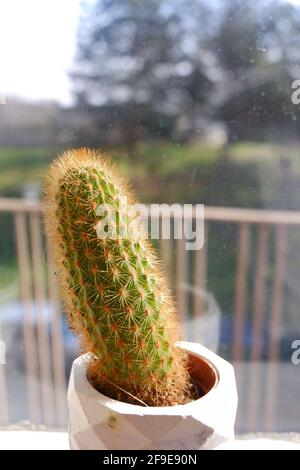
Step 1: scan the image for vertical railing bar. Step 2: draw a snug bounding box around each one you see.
[0,365,9,425]
[47,249,67,428]
[233,222,250,362]
[160,237,172,278]
[269,225,287,360]
[251,224,269,360]
[29,213,54,426]
[176,237,188,328]
[14,212,39,423]
[265,224,287,431]
[0,209,9,423]
[232,222,250,430]
[192,224,208,342]
[248,224,269,430]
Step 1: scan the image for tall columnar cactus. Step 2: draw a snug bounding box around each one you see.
[44,149,195,406]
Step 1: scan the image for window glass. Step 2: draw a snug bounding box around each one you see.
[0,0,300,435]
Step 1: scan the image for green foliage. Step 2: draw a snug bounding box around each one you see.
[0,146,63,194]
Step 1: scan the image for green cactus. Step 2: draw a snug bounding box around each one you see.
[44,148,195,406]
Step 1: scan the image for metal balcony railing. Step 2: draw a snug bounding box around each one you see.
[0,197,299,431]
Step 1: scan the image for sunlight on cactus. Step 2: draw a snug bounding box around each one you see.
[43,148,195,406]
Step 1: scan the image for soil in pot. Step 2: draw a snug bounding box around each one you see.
[87,352,218,407]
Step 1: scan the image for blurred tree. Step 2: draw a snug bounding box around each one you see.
[212,0,300,141]
[71,0,215,156]
[72,0,300,148]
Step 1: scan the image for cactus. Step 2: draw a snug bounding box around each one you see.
[44,148,195,406]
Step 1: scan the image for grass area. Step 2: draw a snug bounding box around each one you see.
[0,263,18,288]
[1,140,300,195]
[0,146,68,194]
[1,140,300,312]
[0,142,221,198]
[0,263,19,303]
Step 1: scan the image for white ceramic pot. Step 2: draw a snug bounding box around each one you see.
[68,341,238,450]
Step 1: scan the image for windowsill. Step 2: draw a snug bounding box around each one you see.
[0,430,300,450]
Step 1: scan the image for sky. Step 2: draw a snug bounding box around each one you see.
[0,0,300,106]
[0,0,82,105]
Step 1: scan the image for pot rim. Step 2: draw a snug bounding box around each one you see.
[70,341,234,416]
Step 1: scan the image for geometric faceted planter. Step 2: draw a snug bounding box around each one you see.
[68,342,238,450]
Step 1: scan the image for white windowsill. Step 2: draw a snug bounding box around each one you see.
[0,431,300,450]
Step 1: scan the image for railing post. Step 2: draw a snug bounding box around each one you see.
[14,212,40,424]
[29,213,54,427]
[192,224,208,342]
[47,249,67,428]
[0,364,8,425]
[264,225,287,431]
[160,238,172,278]
[248,224,269,430]
[176,237,188,328]
[233,222,250,362]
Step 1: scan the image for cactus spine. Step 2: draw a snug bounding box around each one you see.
[44,148,194,406]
